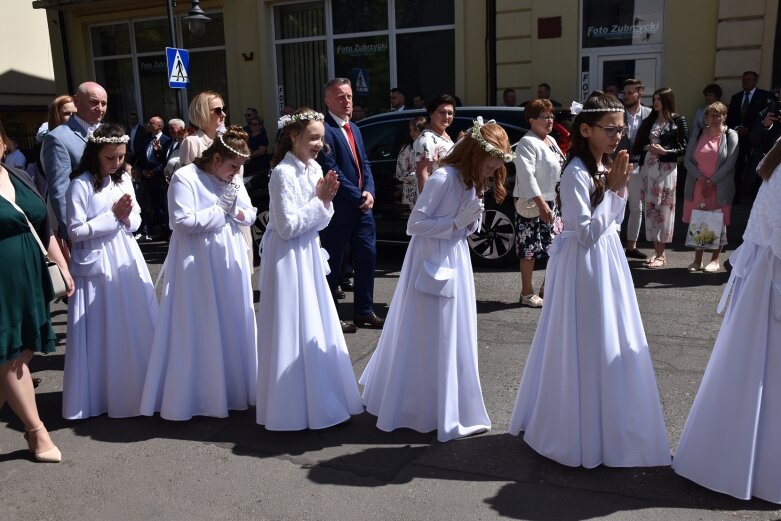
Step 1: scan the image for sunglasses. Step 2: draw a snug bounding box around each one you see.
[592,124,627,138]
[212,106,227,115]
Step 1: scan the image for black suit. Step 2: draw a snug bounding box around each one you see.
[134,133,171,235]
[727,88,771,197]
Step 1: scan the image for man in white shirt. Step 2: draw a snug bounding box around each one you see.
[617,78,652,259]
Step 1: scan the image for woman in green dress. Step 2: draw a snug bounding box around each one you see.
[0,124,73,462]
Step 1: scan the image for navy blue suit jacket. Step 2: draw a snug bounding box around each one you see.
[317,113,375,226]
[135,133,171,176]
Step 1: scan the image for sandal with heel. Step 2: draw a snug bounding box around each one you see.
[24,424,61,463]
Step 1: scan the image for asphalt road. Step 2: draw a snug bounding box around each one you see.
[2,201,780,521]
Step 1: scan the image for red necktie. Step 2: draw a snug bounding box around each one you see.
[343,122,363,190]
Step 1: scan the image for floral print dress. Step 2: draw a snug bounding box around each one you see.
[642,120,677,243]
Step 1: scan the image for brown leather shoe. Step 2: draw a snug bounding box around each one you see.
[340,320,357,334]
[353,312,385,328]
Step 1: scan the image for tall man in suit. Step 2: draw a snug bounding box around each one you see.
[317,78,384,333]
[616,78,652,259]
[41,81,108,256]
[134,116,170,240]
[726,71,771,200]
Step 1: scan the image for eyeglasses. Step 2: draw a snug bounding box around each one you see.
[211,106,227,115]
[436,109,454,117]
[592,124,627,137]
[535,115,555,121]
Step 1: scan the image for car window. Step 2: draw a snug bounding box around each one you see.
[361,120,409,161]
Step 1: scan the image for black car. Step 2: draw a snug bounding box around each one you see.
[249,106,570,268]
[358,106,529,267]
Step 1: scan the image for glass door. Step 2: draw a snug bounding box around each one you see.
[596,53,661,104]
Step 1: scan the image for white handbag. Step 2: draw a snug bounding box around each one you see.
[514,197,540,219]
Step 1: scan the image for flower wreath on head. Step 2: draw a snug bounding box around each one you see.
[569,100,624,115]
[277,111,325,130]
[87,133,130,144]
[217,133,251,158]
[469,117,516,162]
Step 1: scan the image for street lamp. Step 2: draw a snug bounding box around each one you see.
[183,0,211,37]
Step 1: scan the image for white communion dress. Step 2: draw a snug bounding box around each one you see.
[256,152,363,430]
[140,163,257,420]
[673,163,781,504]
[360,166,491,442]
[63,172,158,419]
[509,157,670,468]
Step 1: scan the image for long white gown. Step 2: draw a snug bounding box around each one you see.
[673,165,781,504]
[63,172,157,419]
[359,166,491,442]
[139,163,257,420]
[509,157,670,468]
[256,152,363,430]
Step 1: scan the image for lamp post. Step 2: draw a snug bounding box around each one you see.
[164,1,211,120]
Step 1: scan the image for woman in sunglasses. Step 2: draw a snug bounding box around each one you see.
[179,90,227,167]
[632,87,688,268]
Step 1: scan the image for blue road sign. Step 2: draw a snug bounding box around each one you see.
[166,47,190,89]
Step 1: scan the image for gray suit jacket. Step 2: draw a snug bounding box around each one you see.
[40,118,89,238]
[683,128,739,207]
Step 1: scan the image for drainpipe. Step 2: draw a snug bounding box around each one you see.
[487,0,497,105]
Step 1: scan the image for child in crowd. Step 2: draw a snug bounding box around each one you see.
[255,108,363,430]
[395,116,427,207]
[63,123,157,419]
[508,93,670,467]
[360,119,512,442]
[673,139,781,504]
[140,126,257,420]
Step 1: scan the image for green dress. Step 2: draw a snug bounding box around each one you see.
[0,173,56,364]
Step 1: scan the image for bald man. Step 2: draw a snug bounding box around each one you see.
[41,81,108,242]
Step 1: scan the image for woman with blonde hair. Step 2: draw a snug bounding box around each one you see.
[682,101,738,273]
[361,119,512,442]
[178,90,226,166]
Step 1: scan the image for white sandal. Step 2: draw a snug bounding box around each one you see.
[520,293,543,308]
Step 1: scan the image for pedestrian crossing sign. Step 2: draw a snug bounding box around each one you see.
[166,47,190,89]
[353,68,369,95]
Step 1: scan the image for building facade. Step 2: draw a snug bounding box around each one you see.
[28,0,781,141]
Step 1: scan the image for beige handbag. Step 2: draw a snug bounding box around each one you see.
[514,197,540,219]
[1,191,68,298]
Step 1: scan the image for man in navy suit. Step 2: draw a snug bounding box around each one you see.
[726,70,771,200]
[317,78,384,332]
[41,81,108,255]
[134,116,170,240]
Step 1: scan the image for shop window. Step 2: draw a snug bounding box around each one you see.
[334,36,390,113]
[395,0,454,29]
[91,13,227,126]
[273,0,454,117]
[582,0,664,48]
[396,30,454,105]
[134,19,171,53]
[276,41,328,111]
[275,1,325,39]
[91,24,131,57]
[332,0,387,34]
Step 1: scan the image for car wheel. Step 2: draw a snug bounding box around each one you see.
[468,208,517,267]
[252,210,269,265]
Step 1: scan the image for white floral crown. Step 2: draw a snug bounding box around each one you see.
[570,101,625,115]
[277,111,325,130]
[87,133,129,144]
[217,133,250,158]
[469,117,516,162]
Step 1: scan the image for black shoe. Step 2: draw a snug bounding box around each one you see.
[625,248,648,260]
[335,287,346,300]
[353,312,385,328]
[340,320,357,334]
[340,279,355,291]
[32,377,42,388]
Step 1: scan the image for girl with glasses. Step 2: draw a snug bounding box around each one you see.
[509,92,671,468]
